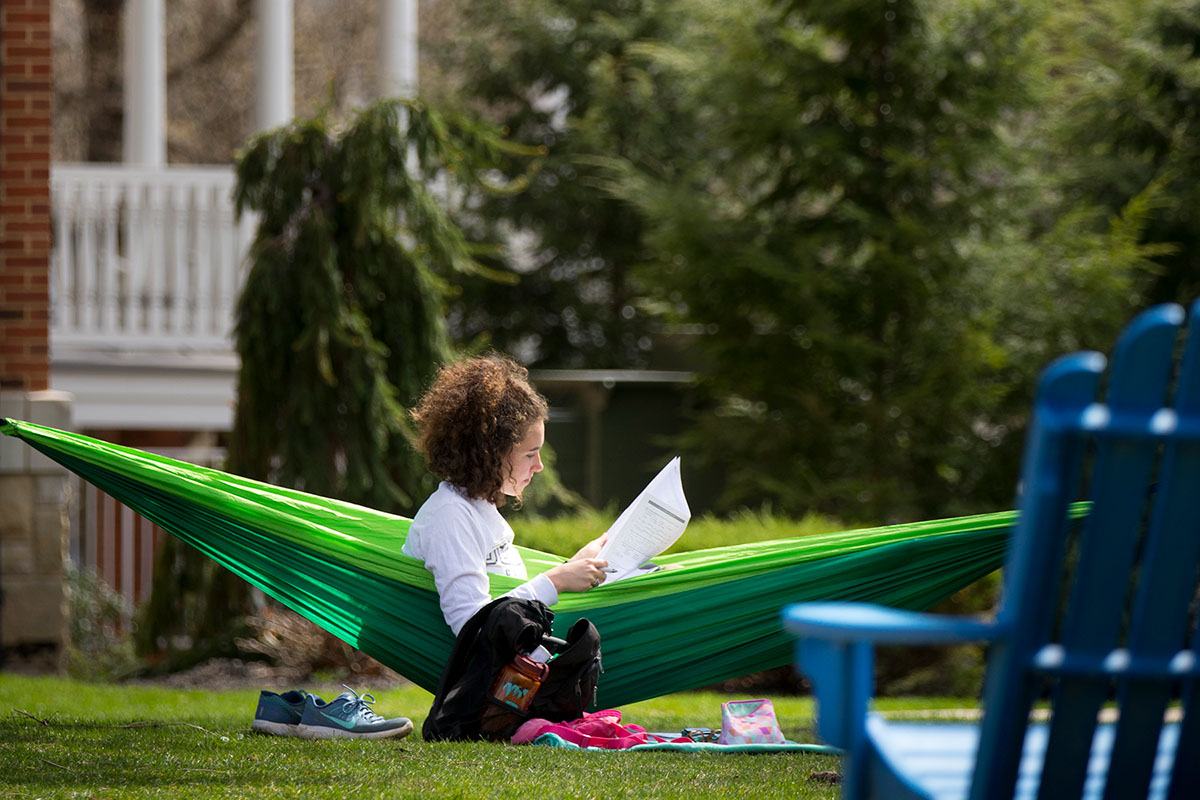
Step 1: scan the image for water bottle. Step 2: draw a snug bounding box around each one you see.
[491,652,550,711]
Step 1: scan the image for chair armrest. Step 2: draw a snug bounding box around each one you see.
[783,602,1002,645]
[781,603,1002,751]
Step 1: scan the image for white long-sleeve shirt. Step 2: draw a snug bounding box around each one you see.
[402,481,558,635]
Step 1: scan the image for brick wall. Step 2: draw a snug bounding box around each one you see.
[0,0,53,391]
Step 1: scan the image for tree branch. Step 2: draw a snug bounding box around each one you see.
[166,0,254,83]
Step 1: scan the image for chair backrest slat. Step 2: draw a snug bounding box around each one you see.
[1106,310,1200,799]
[1036,307,1182,800]
[970,352,1103,800]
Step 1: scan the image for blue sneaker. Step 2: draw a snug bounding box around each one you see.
[296,686,413,740]
[251,689,318,737]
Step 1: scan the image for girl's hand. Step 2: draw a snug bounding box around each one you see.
[569,534,608,562]
[547,557,609,593]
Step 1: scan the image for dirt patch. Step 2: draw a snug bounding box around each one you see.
[127,606,414,692]
[1,644,63,675]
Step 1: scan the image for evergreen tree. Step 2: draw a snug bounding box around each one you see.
[228,99,535,512]
[599,0,1041,521]
[423,0,693,367]
[1040,0,1200,305]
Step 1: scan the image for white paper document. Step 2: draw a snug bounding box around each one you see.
[597,457,690,582]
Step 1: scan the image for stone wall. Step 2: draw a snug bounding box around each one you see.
[0,392,72,653]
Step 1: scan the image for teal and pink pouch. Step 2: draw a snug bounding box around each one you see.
[718,698,786,745]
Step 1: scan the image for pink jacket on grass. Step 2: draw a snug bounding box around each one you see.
[512,710,689,749]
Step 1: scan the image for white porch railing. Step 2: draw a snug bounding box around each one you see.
[51,164,257,352]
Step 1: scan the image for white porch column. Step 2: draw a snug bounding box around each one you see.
[255,0,294,130]
[379,0,418,99]
[123,0,166,166]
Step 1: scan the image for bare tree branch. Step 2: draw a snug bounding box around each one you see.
[165,0,254,83]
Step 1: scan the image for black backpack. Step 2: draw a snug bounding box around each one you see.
[422,597,602,741]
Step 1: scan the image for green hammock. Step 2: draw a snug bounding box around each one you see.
[1,418,1012,707]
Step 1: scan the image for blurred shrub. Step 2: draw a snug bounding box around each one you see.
[63,562,140,681]
[512,506,847,558]
[235,605,402,685]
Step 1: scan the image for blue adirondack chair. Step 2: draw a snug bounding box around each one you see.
[783,302,1200,800]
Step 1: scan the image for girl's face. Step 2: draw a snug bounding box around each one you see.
[502,419,545,497]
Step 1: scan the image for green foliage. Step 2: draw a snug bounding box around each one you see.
[513,506,846,557]
[229,98,534,513]
[423,0,1179,527]
[587,0,1039,522]
[956,178,1175,453]
[1039,0,1200,306]
[424,0,690,367]
[63,562,139,681]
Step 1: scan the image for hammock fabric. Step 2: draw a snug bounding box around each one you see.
[2,418,1012,707]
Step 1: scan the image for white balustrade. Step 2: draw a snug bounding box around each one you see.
[50,164,257,353]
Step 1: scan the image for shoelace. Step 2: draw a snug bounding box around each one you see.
[341,685,385,722]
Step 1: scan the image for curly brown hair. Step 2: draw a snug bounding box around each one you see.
[411,354,549,504]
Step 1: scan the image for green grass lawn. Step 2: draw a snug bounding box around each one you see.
[0,673,861,799]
